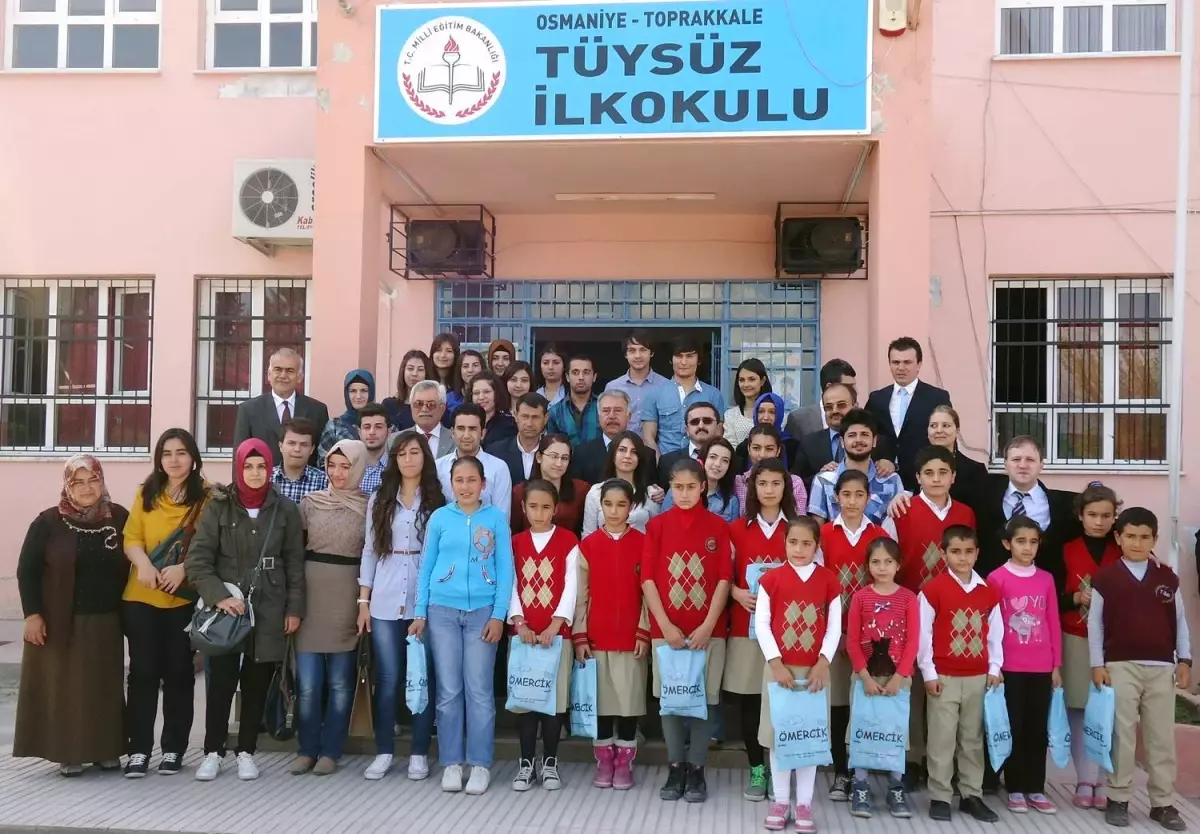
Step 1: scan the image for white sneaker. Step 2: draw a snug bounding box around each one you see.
[541,756,562,791]
[407,754,430,781]
[236,752,259,781]
[441,763,464,792]
[465,766,491,795]
[194,752,222,782]
[364,754,393,781]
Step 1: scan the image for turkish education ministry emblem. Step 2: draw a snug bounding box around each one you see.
[398,16,506,125]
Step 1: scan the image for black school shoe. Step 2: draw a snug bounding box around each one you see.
[157,752,182,775]
[929,800,953,821]
[1151,806,1187,831]
[959,796,999,823]
[1106,801,1131,827]
[123,754,149,779]
[660,763,688,801]
[684,766,707,803]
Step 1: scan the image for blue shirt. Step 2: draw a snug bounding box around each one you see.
[360,459,387,495]
[661,489,741,521]
[643,378,726,455]
[414,502,515,621]
[604,369,669,431]
[435,449,513,522]
[807,461,904,525]
[271,465,328,504]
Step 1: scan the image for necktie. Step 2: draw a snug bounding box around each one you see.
[280,400,291,424]
[1012,491,1028,519]
[896,387,910,430]
[424,431,433,442]
[832,434,845,464]
[694,449,703,462]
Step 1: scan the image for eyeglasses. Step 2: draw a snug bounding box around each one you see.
[413,401,438,410]
[688,417,716,426]
[541,452,571,463]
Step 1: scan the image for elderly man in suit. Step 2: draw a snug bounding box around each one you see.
[569,389,639,485]
[486,392,549,487]
[865,337,952,490]
[404,379,456,458]
[233,347,329,468]
[784,358,857,440]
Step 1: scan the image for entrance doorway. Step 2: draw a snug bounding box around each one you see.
[530,326,720,390]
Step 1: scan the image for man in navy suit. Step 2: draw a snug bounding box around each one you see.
[865,337,951,490]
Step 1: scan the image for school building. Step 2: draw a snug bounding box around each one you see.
[0,0,1196,617]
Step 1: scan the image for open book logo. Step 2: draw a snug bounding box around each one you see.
[398,16,507,125]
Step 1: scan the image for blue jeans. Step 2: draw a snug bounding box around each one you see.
[296,651,356,760]
[426,604,499,768]
[371,617,435,756]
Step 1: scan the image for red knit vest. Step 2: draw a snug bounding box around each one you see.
[641,507,733,639]
[511,526,576,638]
[922,571,997,677]
[728,518,787,638]
[1061,537,1121,638]
[895,496,977,592]
[575,527,649,651]
[759,564,841,668]
[820,520,888,622]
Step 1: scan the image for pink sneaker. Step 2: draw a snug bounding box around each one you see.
[793,804,817,833]
[1027,794,1057,814]
[1073,783,1095,809]
[592,745,615,788]
[611,745,636,791]
[1007,793,1029,813]
[764,801,790,831]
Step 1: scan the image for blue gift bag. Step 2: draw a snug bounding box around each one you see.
[404,635,429,716]
[745,562,783,640]
[1048,687,1071,769]
[848,679,910,773]
[1083,684,1116,773]
[768,682,832,771]
[982,683,1012,772]
[656,645,708,719]
[570,659,598,738]
[505,636,562,716]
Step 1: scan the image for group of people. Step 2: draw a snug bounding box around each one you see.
[12,332,1191,834]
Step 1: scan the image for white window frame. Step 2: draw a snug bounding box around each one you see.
[194,277,313,454]
[995,0,1176,56]
[205,0,318,71]
[989,276,1171,470]
[0,277,153,455]
[4,0,161,72]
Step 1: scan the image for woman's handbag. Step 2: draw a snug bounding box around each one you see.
[148,498,207,601]
[348,634,374,738]
[187,503,279,656]
[262,640,297,741]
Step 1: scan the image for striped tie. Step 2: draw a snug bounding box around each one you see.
[1012,491,1028,519]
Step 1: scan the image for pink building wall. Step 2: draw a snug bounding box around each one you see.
[0,0,1196,618]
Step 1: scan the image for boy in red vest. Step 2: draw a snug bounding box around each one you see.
[1090,507,1191,831]
[917,525,1001,823]
[883,444,977,788]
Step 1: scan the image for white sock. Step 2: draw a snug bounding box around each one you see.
[770,751,792,805]
[1068,709,1100,785]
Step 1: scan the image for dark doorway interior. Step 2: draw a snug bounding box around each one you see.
[530,327,719,390]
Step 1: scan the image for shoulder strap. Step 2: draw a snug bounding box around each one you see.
[245,501,281,598]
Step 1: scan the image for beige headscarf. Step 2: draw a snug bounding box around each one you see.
[305,439,369,517]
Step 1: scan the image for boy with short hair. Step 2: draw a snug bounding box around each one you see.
[1090,507,1192,831]
[917,525,1002,824]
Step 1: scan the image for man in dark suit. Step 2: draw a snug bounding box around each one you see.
[487,392,549,487]
[656,401,722,487]
[570,389,647,485]
[792,382,896,488]
[232,347,329,468]
[865,337,952,490]
[784,358,857,441]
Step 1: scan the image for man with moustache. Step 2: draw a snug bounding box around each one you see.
[655,401,723,487]
[807,409,904,525]
[791,382,895,487]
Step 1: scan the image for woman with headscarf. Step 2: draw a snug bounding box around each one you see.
[15,456,129,776]
[187,438,306,783]
[291,439,369,776]
[486,338,516,377]
[733,392,798,471]
[318,369,376,467]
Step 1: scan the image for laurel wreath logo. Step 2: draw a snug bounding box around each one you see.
[401,73,446,119]
[454,71,502,119]
[401,70,502,122]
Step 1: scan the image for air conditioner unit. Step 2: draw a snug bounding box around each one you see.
[232,159,315,251]
[407,219,487,276]
[777,217,863,276]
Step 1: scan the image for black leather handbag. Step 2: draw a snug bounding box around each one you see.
[263,640,297,742]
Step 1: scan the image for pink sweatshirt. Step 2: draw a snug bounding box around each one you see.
[986,562,1062,673]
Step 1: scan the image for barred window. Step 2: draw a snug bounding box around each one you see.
[6,0,161,70]
[195,277,310,454]
[998,1,1173,55]
[207,0,318,70]
[0,277,153,455]
[991,277,1170,468]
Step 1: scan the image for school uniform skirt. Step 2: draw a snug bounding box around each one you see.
[509,640,574,715]
[651,638,726,706]
[757,663,832,750]
[595,650,648,717]
[723,636,767,695]
[1062,633,1094,710]
[829,650,854,707]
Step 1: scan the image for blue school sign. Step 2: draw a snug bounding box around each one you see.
[374,0,872,142]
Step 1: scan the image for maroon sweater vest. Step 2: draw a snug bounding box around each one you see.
[1092,559,1179,664]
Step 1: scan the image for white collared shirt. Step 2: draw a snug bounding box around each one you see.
[1003,482,1051,530]
[889,380,919,434]
[917,570,1005,679]
[516,435,540,479]
[435,448,513,522]
[881,492,955,539]
[831,514,876,547]
[272,391,297,423]
[756,514,784,539]
[754,561,843,663]
[603,434,614,449]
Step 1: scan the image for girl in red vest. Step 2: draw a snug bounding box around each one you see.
[754,516,841,833]
[820,469,889,801]
[725,458,797,802]
[506,479,580,792]
[1061,483,1121,810]
[574,479,650,791]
